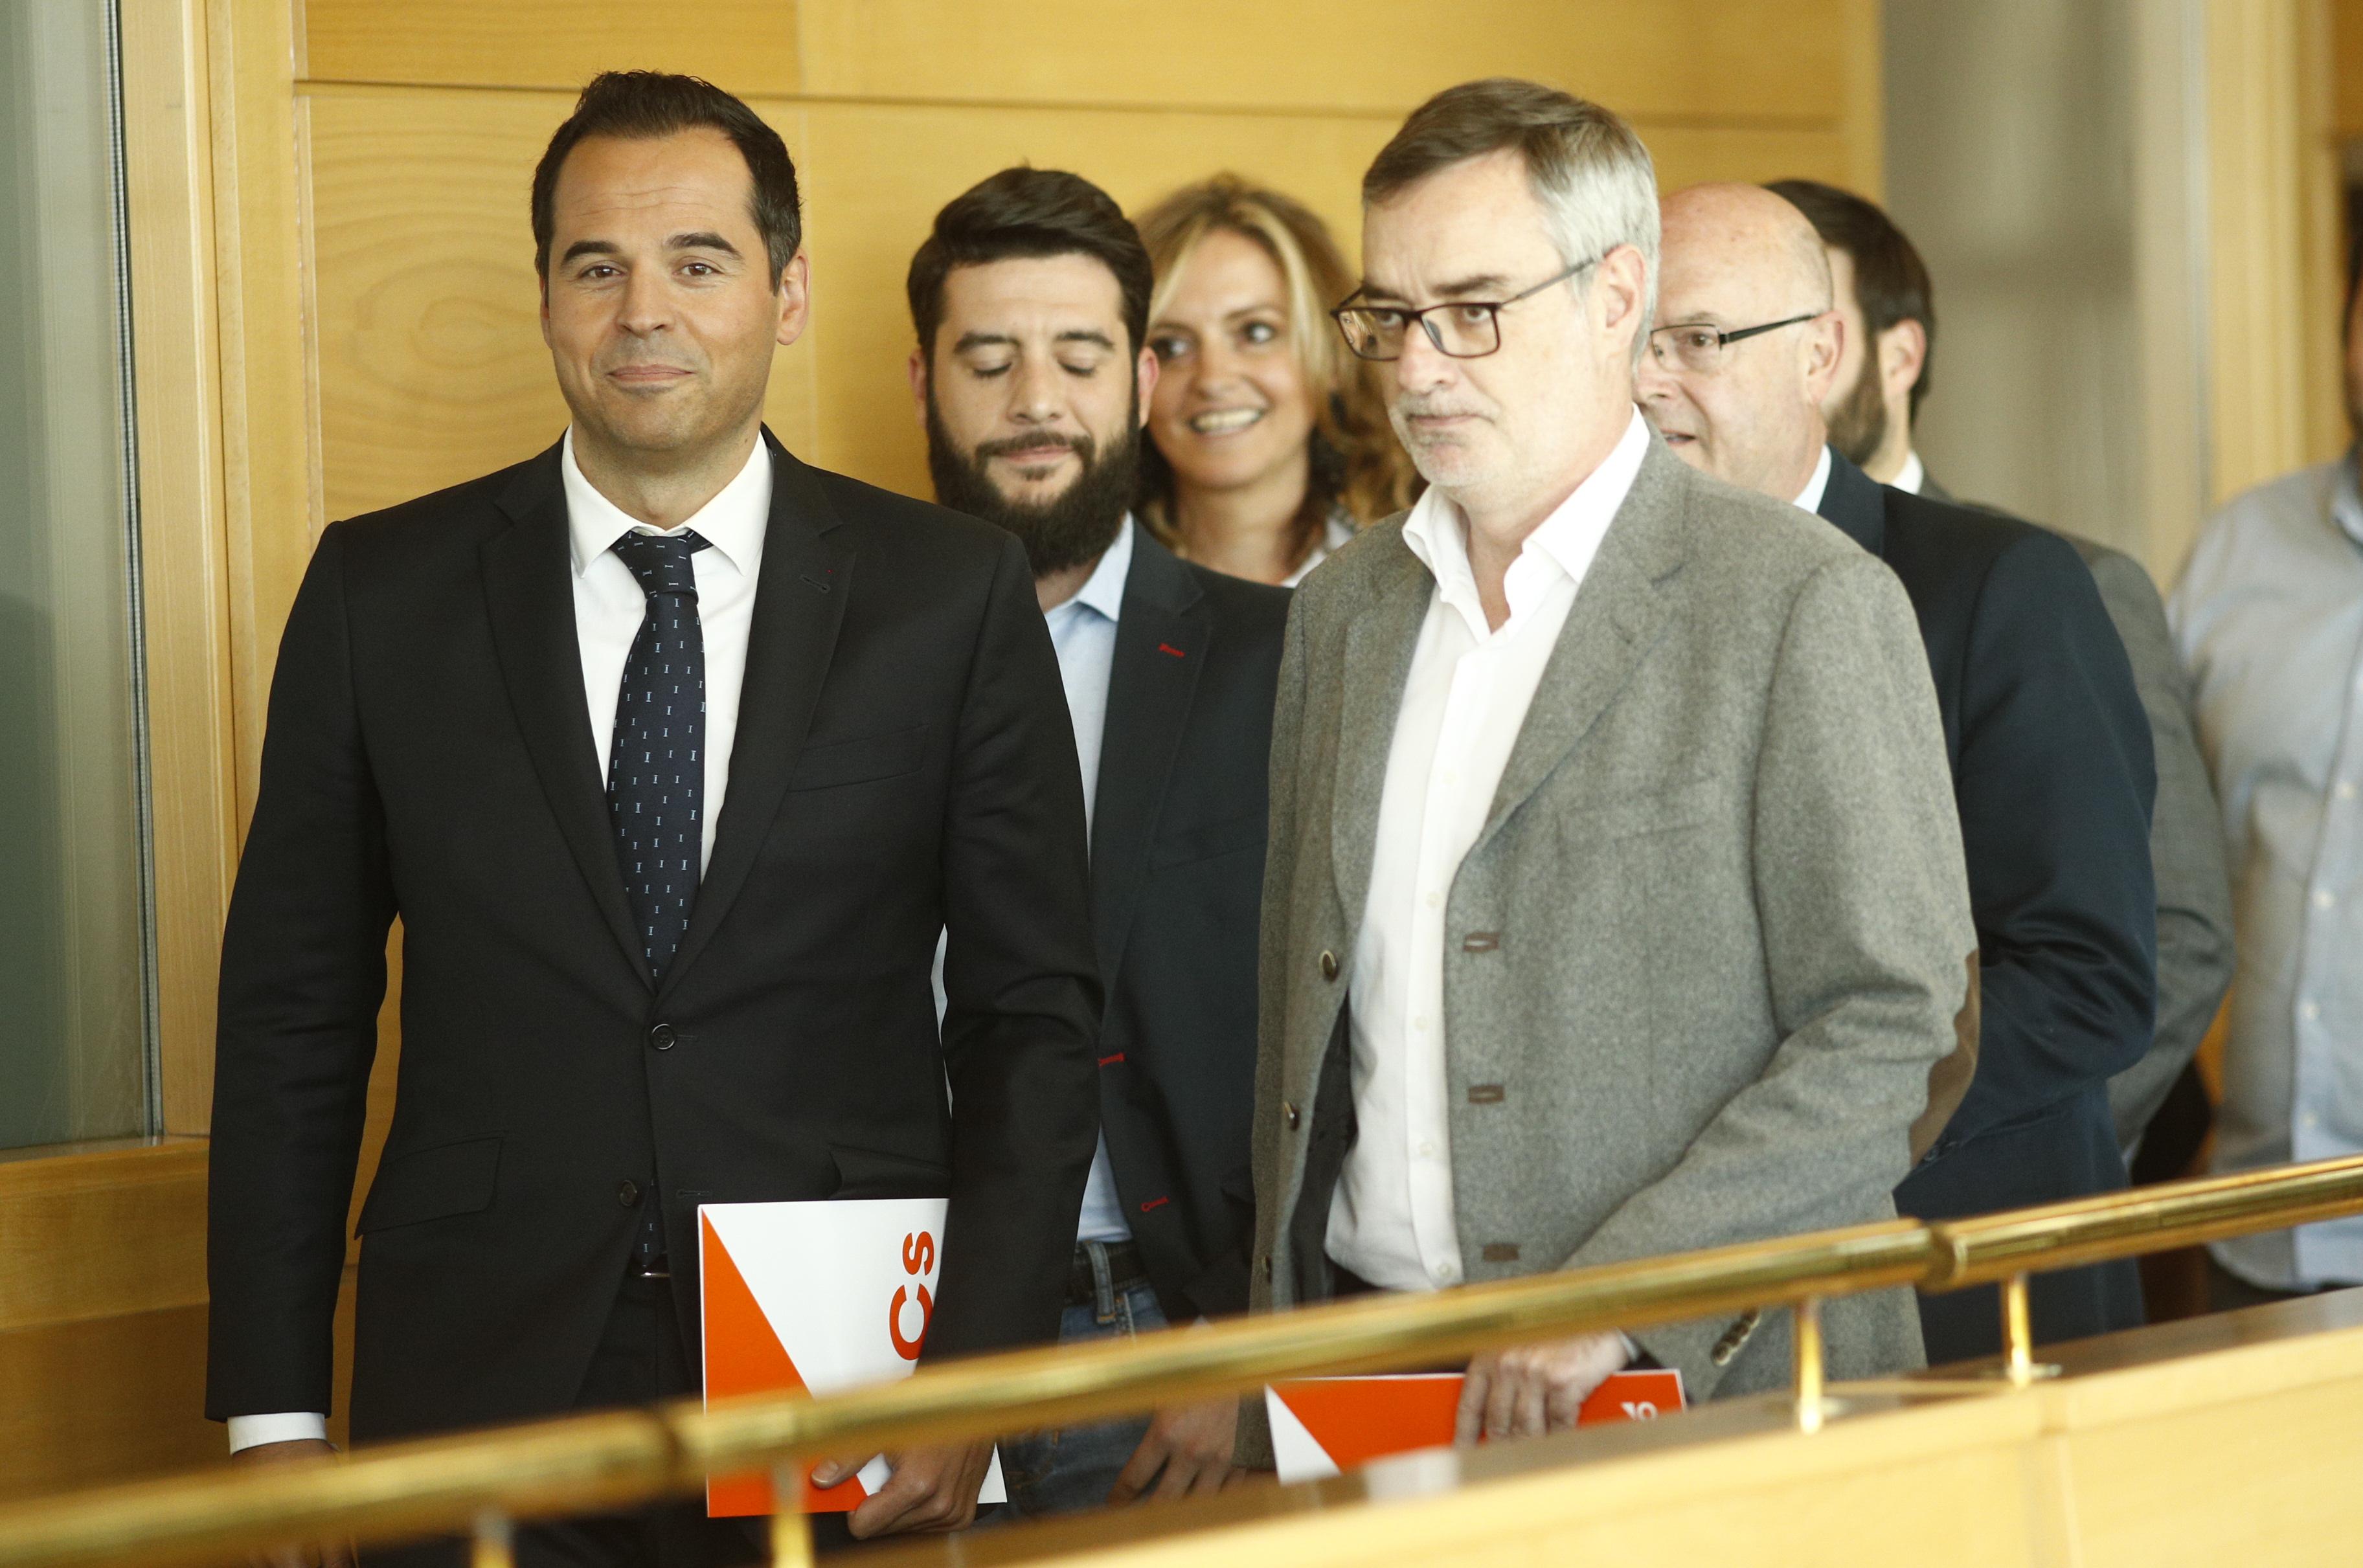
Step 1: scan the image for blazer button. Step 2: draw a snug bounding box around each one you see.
[648,1023,677,1051]
[1318,950,1339,981]
[1284,1101,1302,1130]
[616,1180,641,1208]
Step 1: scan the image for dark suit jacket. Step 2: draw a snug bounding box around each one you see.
[1919,472,2234,1156]
[206,431,1102,1442]
[1089,532,1289,1322]
[1816,451,2156,1360]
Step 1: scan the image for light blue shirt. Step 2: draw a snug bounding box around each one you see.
[1044,518,1133,839]
[2173,451,2363,1288]
[1046,520,1136,1245]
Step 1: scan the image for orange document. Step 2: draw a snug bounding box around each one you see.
[1264,1368,1686,1482]
[699,1200,1007,1517]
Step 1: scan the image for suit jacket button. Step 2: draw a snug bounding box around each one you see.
[1284,1101,1302,1130]
[648,1023,677,1051]
[1318,950,1339,981]
[616,1180,641,1208]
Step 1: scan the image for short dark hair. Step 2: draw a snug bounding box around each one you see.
[1766,179,1937,419]
[531,71,802,287]
[906,167,1153,357]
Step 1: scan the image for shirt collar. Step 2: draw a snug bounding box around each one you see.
[1048,515,1135,624]
[1893,448,1927,496]
[561,427,772,577]
[1401,408,1652,633]
[1791,443,1835,514]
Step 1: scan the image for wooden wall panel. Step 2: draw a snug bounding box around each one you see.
[0,1141,207,1334]
[0,1305,221,1501]
[797,0,1860,126]
[2203,0,2344,505]
[0,1142,218,1499]
[302,1,800,96]
[2335,0,2363,137]
[304,85,818,524]
[211,0,318,825]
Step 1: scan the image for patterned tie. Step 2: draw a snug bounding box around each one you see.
[607,530,712,985]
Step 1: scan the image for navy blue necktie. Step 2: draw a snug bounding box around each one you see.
[607,530,712,985]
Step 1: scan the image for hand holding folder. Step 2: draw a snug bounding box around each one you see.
[1265,1368,1686,1483]
[699,1200,1008,1519]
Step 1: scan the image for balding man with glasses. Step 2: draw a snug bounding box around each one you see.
[1239,80,1978,1468]
[1639,183,2157,1366]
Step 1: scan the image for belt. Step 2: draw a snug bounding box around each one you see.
[1065,1240,1150,1306]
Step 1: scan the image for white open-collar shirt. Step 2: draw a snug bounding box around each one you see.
[227,430,773,1453]
[1326,409,1652,1292]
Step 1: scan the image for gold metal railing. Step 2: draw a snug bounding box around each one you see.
[6,1154,2363,1568]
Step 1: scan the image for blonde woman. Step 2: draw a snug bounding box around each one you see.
[1134,175,1416,586]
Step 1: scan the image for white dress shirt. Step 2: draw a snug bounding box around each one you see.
[1892,448,1927,497]
[1792,442,1834,514]
[1042,520,1137,1245]
[1326,410,1651,1292]
[227,431,773,1453]
[567,429,772,876]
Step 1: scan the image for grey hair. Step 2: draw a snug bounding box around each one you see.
[1364,78,1660,371]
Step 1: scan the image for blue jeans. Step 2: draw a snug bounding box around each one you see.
[991,1243,1167,1519]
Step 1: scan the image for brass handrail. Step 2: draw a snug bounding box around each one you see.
[5,1154,2362,1568]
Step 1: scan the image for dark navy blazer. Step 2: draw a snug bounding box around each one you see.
[1087,530,1289,1322]
[1816,449,2157,1361]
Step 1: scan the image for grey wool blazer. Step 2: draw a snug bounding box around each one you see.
[1243,437,1978,1455]
[2069,539,2233,1154]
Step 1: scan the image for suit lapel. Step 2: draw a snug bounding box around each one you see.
[1469,440,1688,858]
[481,442,651,983]
[661,435,853,998]
[1089,533,1206,981]
[1329,542,1432,923]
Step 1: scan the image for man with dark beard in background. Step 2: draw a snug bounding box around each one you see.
[901,167,1290,1516]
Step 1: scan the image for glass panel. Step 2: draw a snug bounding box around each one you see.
[0,0,152,1147]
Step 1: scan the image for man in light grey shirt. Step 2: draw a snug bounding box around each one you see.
[2172,284,2363,1297]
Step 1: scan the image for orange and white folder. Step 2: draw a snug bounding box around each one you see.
[1264,1367,1686,1483]
[699,1200,1008,1517]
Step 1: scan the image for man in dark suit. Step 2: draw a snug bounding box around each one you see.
[1641,182,2157,1362]
[1765,178,2233,1168]
[207,73,1100,1564]
[899,168,1286,1514]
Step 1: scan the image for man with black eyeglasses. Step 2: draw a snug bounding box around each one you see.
[1640,181,2157,1367]
[1239,81,1979,1470]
